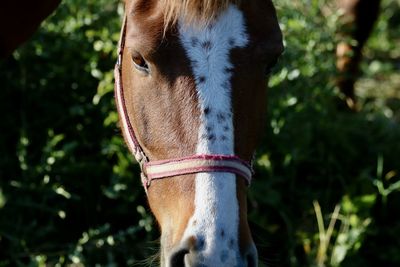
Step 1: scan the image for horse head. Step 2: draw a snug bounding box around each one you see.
[115,0,283,266]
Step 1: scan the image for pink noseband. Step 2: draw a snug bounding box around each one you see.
[114,16,253,190]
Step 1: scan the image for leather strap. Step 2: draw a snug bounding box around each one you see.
[143,154,252,187]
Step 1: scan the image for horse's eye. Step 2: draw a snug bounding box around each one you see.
[132,53,150,74]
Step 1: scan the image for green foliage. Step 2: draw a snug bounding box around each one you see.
[0,1,156,266]
[249,0,400,266]
[0,0,399,266]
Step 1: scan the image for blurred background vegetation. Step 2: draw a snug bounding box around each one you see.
[0,0,399,266]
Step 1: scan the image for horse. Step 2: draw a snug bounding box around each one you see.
[336,0,381,109]
[114,1,283,265]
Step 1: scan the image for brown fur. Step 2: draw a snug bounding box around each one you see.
[161,0,239,29]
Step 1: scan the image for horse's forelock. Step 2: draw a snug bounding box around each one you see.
[161,0,240,29]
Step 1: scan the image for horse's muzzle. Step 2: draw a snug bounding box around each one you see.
[166,236,258,267]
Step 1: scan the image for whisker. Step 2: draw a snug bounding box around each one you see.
[130,239,161,267]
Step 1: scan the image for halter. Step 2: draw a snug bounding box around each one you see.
[114,17,253,191]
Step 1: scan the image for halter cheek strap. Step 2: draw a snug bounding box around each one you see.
[114,16,253,191]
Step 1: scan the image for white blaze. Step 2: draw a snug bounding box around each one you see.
[179,5,248,266]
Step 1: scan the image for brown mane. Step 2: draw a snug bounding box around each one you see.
[161,0,240,28]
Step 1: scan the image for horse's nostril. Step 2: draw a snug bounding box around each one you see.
[170,248,189,267]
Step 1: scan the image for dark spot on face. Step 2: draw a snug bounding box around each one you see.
[208,134,216,142]
[198,76,206,84]
[228,37,235,46]
[217,112,226,123]
[196,236,206,251]
[229,238,235,249]
[223,126,229,132]
[221,81,230,89]
[191,37,199,47]
[204,107,211,115]
[220,250,229,263]
[220,229,225,238]
[220,135,228,141]
[206,124,213,132]
[224,66,234,74]
[211,206,217,215]
[202,40,212,51]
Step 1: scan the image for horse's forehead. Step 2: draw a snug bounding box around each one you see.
[125,0,281,51]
